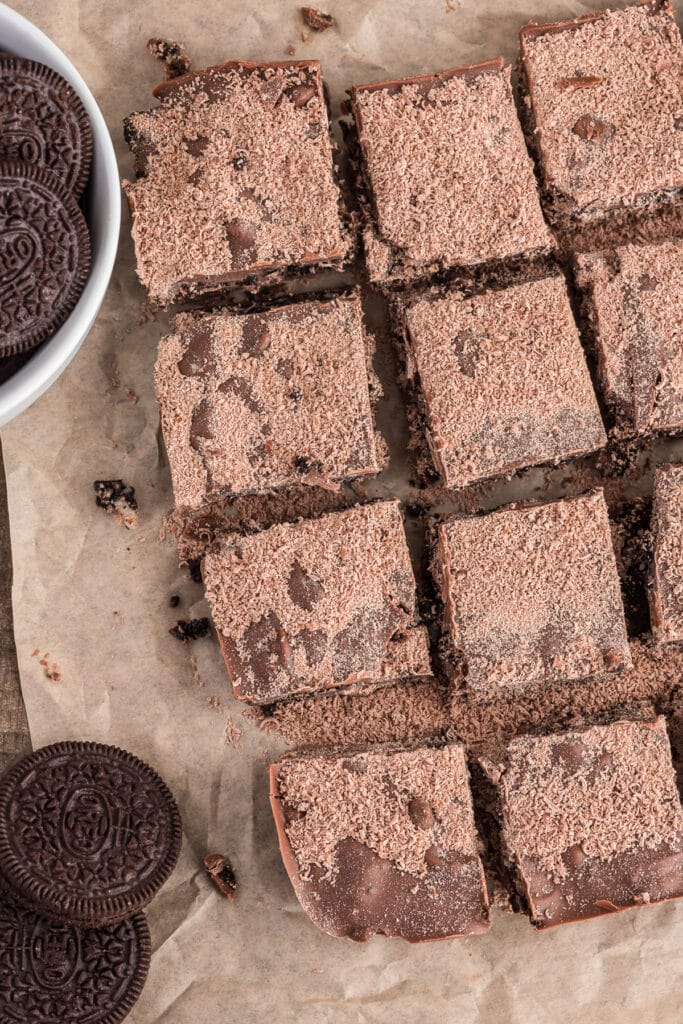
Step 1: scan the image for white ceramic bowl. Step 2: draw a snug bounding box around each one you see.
[0,2,120,426]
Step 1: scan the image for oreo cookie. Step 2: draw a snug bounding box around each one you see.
[0,56,93,197]
[0,162,91,357]
[0,888,150,1024]
[0,742,182,927]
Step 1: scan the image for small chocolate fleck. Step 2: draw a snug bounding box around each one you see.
[408,797,434,830]
[301,6,335,30]
[557,75,603,89]
[572,114,614,142]
[169,595,180,608]
[292,84,316,108]
[169,618,211,642]
[232,154,247,171]
[204,853,237,899]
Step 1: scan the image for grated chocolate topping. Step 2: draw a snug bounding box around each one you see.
[402,276,605,488]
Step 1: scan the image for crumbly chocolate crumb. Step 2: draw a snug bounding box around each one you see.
[204,853,237,899]
[169,617,211,641]
[94,480,139,529]
[301,7,335,31]
[146,37,192,79]
[187,558,203,583]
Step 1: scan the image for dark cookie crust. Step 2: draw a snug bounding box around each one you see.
[0,742,182,926]
[0,161,91,357]
[0,56,93,197]
[0,888,150,1024]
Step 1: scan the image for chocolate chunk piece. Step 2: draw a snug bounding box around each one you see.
[203,500,431,703]
[650,464,683,642]
[0,742,182,926]
[574,238,683,434]
[0,56,93,196]
[301,7,335,31]
[434,489,631,692]
[270,743,489,941]
[0,888,150,1023]
[520,2,683,227]
[155,295,380,509]
[399,276,605,488]
[499,718,683,927]
[0,162,90,357]
[204,853,237,899]
[169,617,211,641]
[349,59,552,287]
[123,60,349,306]
[146,37,192,78]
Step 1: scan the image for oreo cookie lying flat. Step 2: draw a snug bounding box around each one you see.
[0,888,150,1024]
[0,56,93,197]
[0,742,182,927]
[0,162,91,357]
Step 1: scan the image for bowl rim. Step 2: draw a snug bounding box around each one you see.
[0,1,121,426]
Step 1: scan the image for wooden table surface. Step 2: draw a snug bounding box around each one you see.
[0,440,31,774]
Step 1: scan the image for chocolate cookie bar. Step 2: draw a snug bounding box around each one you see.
[0,742,182,926]
[499,718,683,927]
[270,743,490,941]
[650,464,683,643]
[123,60,350,306]
[398,275,605,489]
[574,238,683,435]
[155,294,380,509]
[349,59,553,288]
[520,1,683,229]
[434,490,631,693]
[0,888,150,1024]
[203,500,431,703]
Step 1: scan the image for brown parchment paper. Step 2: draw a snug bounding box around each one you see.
[3,1,683,1021]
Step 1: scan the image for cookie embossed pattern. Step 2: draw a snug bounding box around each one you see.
[0,742,182,926]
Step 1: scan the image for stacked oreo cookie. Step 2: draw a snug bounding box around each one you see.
[0,57,92,364]
[0,741,182,1023]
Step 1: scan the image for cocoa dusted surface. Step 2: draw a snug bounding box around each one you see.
[350,60,552,287]
[202,500,431,703]
[520,1,683,226]
[123,60,349,306]
[575,238,683,435]
[155,294,380,509]
[434,490,631,693]
[399,276,605,489]
[650,464,683,642]
[499,718,683,928]
[269,743,489,942]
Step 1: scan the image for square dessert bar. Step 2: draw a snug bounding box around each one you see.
[155,294,380,509]
[650,464,683,642]
[123,60,349,306]
[434,489,631,693]
[203,500,431,703]
[349,59,553,288]
[499,718,683,928]
[400,275,605,489]
[575,239,683,435]
[270,743,490,942]
[520,1,683,228]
